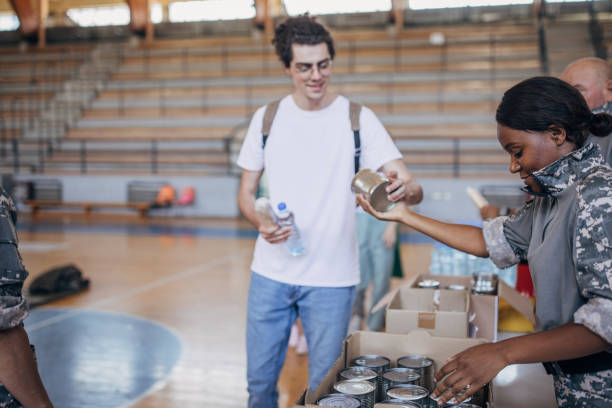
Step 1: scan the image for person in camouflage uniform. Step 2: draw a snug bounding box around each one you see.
[357,77,612,407]
[0,187,53,407]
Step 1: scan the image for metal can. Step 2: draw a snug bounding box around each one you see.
[351,355,391,402]
[381,368,420,399]
[446,284,467,291]
[386,384,429,406]
[339,367,378,391]
[334,380,376,408]
[374,400,420,407]
[317,392,362,407]
[417,279,440,289]
[396,355,434,392]
[444,404,481,408]
[351,169,395,212]
[471,272,498,295]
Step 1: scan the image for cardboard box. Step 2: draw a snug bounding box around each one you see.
[386,288,470,338]
[293,330,492,407]
[376,273,536,342]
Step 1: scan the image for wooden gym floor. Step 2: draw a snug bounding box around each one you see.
[16,212,433,408]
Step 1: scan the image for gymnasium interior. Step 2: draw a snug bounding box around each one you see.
[1,0,610,407]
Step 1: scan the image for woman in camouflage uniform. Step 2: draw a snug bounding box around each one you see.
[358,76,612,407]
[0,187,53,407]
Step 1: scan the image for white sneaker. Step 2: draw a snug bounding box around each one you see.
[288,323,299,348]
[296,334,308,355]
[348,315,362,334]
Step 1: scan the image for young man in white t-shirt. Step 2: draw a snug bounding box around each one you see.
[237,15,423,408]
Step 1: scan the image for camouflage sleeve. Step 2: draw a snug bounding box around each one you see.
[0,188,29,331]
[482,201,533,269]
[573,169,612,343]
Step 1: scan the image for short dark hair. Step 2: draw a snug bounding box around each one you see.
[496,76,612,147]
[272,15,335,68]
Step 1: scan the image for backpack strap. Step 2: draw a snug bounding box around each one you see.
[261,99,281,149]
[349,101,362,174]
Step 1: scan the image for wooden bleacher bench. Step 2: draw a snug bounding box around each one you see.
[25,200,151,218]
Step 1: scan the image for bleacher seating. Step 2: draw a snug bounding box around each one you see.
[1,13,608,178]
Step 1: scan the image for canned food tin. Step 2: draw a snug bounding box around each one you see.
[396,355,434,392]
[351,355,391,402]
[446,284,467,291]
[417,280,440,289]
[339,367,378,389]
[381,368,420,398]
[339,366,378,381]
[444,404,481,408]
[471,273,498,295]
[317,393,362,407]
[351,169,395,212]
[334,380,376,408]
[386,384,429,405]
[374,399,420,407]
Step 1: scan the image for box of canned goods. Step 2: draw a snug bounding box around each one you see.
[295,330,492,408]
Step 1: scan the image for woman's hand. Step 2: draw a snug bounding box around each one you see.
[431,343,508,406]
[258,224,292,244]
[356,193,408,223]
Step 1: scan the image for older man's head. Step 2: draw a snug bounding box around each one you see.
[561,57,612,110]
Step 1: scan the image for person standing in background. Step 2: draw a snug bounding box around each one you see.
[350,219,398,332]
[561,57,612,164]
[236,15,422,408]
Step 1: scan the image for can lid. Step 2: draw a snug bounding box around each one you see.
[382,368,421,382]
[340,366,378,381]
[446,284,467,291]
[440,395,472,407]
[375,400,420,408]
[352,354,391,368]
[317,393,361,408]
[417,279,440,288]
[334,380,376,395]
[397,355,433,368]
[387,385,429,400]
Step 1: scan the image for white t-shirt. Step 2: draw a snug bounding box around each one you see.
[237,95,401,287]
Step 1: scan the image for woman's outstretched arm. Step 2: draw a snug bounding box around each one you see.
[356,195,489,257]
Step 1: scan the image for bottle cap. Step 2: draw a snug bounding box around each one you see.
[277,202,287,211]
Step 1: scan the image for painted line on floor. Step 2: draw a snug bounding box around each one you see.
[26,248,252,332]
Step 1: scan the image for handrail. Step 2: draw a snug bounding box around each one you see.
[588,2,607,60]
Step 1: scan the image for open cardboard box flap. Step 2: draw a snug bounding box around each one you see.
[374,274,535,325]
[386,288,470,337]
[373,274,535,341]
[293,330,491,407]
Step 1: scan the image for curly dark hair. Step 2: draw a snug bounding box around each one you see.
[496,76,612,147]
[272,15,335,68]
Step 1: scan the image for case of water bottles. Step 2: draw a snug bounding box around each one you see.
[294,330,493,408]
[428,244,517,288]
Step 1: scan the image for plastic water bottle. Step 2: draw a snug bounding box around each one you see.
[276,202,304,256]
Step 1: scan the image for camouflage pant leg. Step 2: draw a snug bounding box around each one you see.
[554,369,612,407]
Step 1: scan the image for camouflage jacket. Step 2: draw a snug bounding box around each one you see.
[0,187,29,331]
[483,142,612,343]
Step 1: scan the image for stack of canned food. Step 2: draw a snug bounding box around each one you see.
[315,354,484,408]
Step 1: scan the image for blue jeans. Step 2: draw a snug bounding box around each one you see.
[246,271,355,408]
[353,213,394,331]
